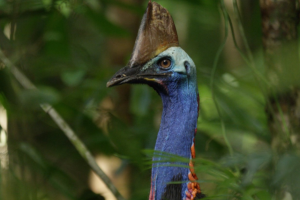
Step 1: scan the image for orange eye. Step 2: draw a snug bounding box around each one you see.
[159,59,171,69]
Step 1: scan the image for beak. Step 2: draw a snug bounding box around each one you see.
[106,65,171,88]
[106,66,139,88]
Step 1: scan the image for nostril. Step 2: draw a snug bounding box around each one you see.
[116,75,122,79]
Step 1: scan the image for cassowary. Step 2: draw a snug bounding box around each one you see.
[107,1,205,200]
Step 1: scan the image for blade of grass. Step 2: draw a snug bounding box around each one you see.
[210,0,233,156]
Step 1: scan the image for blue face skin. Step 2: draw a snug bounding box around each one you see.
[143,47,199,200]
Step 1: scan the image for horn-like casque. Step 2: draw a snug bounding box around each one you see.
[128,1,179,68]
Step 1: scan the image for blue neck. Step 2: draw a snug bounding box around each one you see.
[149,79,199,200]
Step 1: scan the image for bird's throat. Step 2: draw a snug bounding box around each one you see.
[149,83,202,200]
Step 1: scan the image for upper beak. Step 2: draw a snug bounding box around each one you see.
[106,66,138,88]
[106,65,172,88]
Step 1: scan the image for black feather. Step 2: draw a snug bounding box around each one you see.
[160,174,182,200]
[195,192,206,199]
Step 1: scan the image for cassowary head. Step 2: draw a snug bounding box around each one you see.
[107,1,197,96]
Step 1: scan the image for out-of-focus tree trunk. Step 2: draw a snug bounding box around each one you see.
[260,0,300,152]
[260,0,300,199]
[105,0,144,124]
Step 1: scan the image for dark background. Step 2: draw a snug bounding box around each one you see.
[0,0,299,200]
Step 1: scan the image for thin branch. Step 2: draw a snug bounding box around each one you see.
[0,49,126,200]
[0,9,52,20]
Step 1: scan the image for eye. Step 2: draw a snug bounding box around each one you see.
[158,58,172,69]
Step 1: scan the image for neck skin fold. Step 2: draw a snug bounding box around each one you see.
[149,80,199,200]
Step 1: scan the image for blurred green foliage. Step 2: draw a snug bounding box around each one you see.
[0,0,299,200]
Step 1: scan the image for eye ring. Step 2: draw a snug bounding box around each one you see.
[158,58,172,69]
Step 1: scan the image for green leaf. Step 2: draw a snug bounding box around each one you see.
[61,70,86,87]
[19,87,61,106]
[84,8,129,37]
